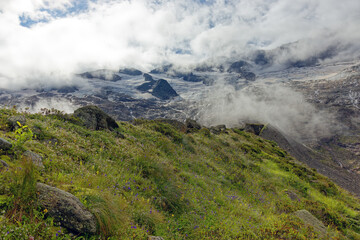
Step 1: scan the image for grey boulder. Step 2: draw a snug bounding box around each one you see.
[36,183,97,235]
[0,138,12,151]
[23,151,44,168]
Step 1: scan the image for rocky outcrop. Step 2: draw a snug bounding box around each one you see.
[294,210,327,237]
[175,72,204,82]
[186,119,202,133]
[0,138,12,151]
[228,61,252,73]
[119,68,142,76]
[8,115,26,130]
[143,73,154,82]
[155,119,187,132]
[210,125,227,134]
[241,71,256,81]
[73,106,119,131]
[79,70,121,82]
[151,79,179,100]
[57,86,79,94]
[149,64,173,74]
[137,82,155,92]
[244,123,265,136]
[36,183,97,235]
[23,151,44,168]
[227,61,256,81]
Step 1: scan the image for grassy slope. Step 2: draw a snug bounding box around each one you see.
[0,108,359,239]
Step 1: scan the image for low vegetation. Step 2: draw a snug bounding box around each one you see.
[0,107,359,239]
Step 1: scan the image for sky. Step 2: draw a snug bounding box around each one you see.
[0,0,360,89]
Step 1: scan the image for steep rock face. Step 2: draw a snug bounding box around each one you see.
[151,79,179,100]
[244,123,265,136]
[257,124,360,197]
[36,183,97,235]
[73,106,119,131]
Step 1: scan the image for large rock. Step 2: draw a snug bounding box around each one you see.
[294,210,327,237]
[36,183,97,235]
[0,138,12,151]
[8,115,26,130]
[73,106,119,131]
[23,150,44,168]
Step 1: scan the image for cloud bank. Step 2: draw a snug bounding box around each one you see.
[0,0,360,89]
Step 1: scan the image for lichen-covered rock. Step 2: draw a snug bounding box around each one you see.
[8,115,26,130]
[294,209,327,237]
[73,105,119,131]
[36,183,97,235]
[0,138,12,151]
[23,151,44,168]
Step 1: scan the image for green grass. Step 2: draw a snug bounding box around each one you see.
[0,108,359,239]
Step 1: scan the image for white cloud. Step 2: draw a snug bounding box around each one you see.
[0,0,359,89]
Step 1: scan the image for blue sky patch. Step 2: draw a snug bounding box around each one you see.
[20,0,92,28]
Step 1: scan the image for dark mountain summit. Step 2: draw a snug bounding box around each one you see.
[151,79,179,100]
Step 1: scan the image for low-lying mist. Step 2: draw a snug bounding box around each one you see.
[198,82,340,142]
[17,98,79,114]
